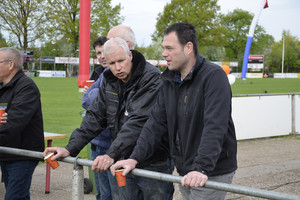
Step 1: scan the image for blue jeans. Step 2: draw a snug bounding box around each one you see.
[115,159,174,200]
[91,145,113,200]
[0,160,38,200]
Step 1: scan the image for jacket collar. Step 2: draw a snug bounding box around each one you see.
[104,50,146,87]
[162,54,205,83]
[0,70,23,89]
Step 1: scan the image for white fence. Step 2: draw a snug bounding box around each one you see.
[232,93,300,140]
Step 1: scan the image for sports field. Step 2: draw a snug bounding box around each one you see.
[32,77,300,157]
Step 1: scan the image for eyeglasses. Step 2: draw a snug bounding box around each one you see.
[0,60,11,64]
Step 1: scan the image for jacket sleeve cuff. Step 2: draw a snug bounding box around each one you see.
[65,145,80,157]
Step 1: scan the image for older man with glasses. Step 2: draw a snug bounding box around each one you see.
[0,47,44,200]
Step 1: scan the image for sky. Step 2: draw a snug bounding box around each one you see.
[111,0,300,46]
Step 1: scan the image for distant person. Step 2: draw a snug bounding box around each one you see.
[0,47,45,200]
[44,37,174,200]
[111,22,237,200]
[82,36,112,200]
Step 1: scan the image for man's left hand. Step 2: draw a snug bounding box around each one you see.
[91,155,114,173]
[181,171,208,188]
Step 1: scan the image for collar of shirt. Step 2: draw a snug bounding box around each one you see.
[173,66,195,84]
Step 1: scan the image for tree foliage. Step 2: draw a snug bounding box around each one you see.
[0,32,7,47]
[266,30,300,73]
[153,0,226,52]
[0,0,50,49]
[221,9,274,67]
[45,0,123,56]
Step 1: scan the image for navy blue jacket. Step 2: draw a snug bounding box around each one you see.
[82,67,111,149]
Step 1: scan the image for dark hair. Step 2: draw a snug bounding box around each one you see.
[92,36,108,49]
[164,22,198,55]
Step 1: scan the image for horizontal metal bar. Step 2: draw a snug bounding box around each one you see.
[233,92,300,97]
[1,146,300,200]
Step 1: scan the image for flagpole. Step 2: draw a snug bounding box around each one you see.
[241,0,268,80]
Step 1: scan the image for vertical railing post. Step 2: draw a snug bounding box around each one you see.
[72,157,84,200]
[290,94,296,135]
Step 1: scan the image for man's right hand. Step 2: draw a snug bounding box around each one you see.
[43,147,70,161]
[110,159,138,176]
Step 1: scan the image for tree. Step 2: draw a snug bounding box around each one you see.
[90,0,124,41]
[45,0,80,56]
[266,30,300,73]
[221,9,274,68]
[0,0,50,49]
[0,32,7,47]
[152,0,226,53]
[46,0,123,56]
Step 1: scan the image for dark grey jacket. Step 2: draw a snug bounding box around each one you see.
[0,70,44,161]
[66,50,170,165]
[130,54,237,176]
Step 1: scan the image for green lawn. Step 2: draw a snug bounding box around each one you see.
[231,78,300,94]
[32,77,300,158]
[32,77,86,157]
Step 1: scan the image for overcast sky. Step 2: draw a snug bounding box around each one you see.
[111,0,300,46]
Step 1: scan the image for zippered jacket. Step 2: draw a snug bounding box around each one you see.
[0,70,44,161]
[130,54,237,176]
[66,50,170,165]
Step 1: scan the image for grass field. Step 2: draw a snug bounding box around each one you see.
[32,77,300,158]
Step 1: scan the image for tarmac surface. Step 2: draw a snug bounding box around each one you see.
[1,135,300,200]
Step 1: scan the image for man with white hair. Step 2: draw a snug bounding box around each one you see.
[0,47,44,199]
[44,38,174,199]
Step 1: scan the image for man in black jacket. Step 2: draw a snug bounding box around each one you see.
[44,38,174,200]
[111,22,237,200]
[0,47,44,200]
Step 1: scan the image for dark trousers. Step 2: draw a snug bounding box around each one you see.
[0,160,38,200]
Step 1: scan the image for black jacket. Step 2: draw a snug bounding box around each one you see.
[0,70,44,161]
[66,50,170,165]
[90,66,105,81]
[130,54,237,176]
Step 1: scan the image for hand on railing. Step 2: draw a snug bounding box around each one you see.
[91,154,114,173]
[181,171,208,188]
[43,147,70,161]
[110,159,138,176]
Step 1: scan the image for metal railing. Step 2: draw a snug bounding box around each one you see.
[0,146,300,200]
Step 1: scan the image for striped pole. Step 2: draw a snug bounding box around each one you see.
[241,0,268,80]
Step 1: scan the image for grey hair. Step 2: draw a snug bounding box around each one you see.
[0,47,23,70]
[108,25,136,50]
[103,37,131,59]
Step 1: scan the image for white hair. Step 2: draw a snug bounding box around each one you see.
[103,37,131,58]
[0,47,23,70]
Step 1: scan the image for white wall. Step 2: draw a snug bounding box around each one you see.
[232,94,299,140]
[296,95,300,133]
